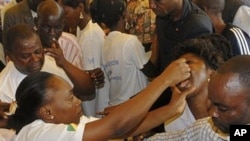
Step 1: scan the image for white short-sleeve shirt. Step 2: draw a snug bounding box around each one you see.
[0,55,73,103]
[15,116,98,141]
[76,20,110,117]
[103,31,150,106]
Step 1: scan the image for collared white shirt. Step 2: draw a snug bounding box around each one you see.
[15,116,98,141]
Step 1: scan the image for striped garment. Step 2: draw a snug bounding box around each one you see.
[222,24,250,55]
[58,32,83,69]
[146,117,229,141]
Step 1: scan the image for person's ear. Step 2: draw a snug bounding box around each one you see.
[39,106,54,120]
[5,51,13,62]
[207,69,215,82]
[78,3,84,12]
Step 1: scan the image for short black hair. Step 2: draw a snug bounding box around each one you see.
[171,33,233,70]
[90,0,126,28]
[4,24,39,53]
[218,55,250,89]
[8,72,54,133]
[59,0,91,13]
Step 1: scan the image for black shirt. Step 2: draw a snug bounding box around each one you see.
[156,0,213,72]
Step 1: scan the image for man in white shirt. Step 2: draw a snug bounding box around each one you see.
[0,23,95,103]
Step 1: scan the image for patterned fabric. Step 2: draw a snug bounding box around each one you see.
[232,5,250,37]
[126,0,156,44]
[146,117,229,141]
[58,32,83,69]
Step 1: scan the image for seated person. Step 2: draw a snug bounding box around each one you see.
[8,57,192,140]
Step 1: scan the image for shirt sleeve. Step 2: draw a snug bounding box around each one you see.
[35,116,99,141]
[124,35,150,69]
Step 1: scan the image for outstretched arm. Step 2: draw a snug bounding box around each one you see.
[123,86,195,137]
[83,58,191,141]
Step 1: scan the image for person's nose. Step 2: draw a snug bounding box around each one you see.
[48,27,56,35]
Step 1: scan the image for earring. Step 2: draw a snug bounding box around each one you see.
[79,12,84,19]
[51,115,54,119]
[207,78,210,82]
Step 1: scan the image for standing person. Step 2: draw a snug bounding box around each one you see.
[0,23,95,104]
[148,0,213,132]
[1,0,23,30]
[57,0,109,117]
[222,0,250,37]
[36,0,83,69]
[146,55,250,141]
[8,57,192,141]
[195,0,250,55]
[133,33,234,140]
[3,0,43,39]
[163,33,232,131]
[194,0,250,37]
[2,0,43,62]
[90,0,158,106]
[150,0,213,73]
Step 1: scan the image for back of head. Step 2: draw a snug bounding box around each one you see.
[4,23,38,53]
[90,0,126,28]
[196,0,225,12]
[217,55,250,88]
[8,72,53,133]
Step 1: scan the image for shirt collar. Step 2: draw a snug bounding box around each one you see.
[208,117,229,140]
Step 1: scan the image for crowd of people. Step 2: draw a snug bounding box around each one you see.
[0,0,250,141]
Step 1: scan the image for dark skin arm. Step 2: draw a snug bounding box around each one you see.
[82,58,191,141]
[44,41,95,101]
[141,35,159,78]
[0,101,10,128]
[85,68,105,89]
